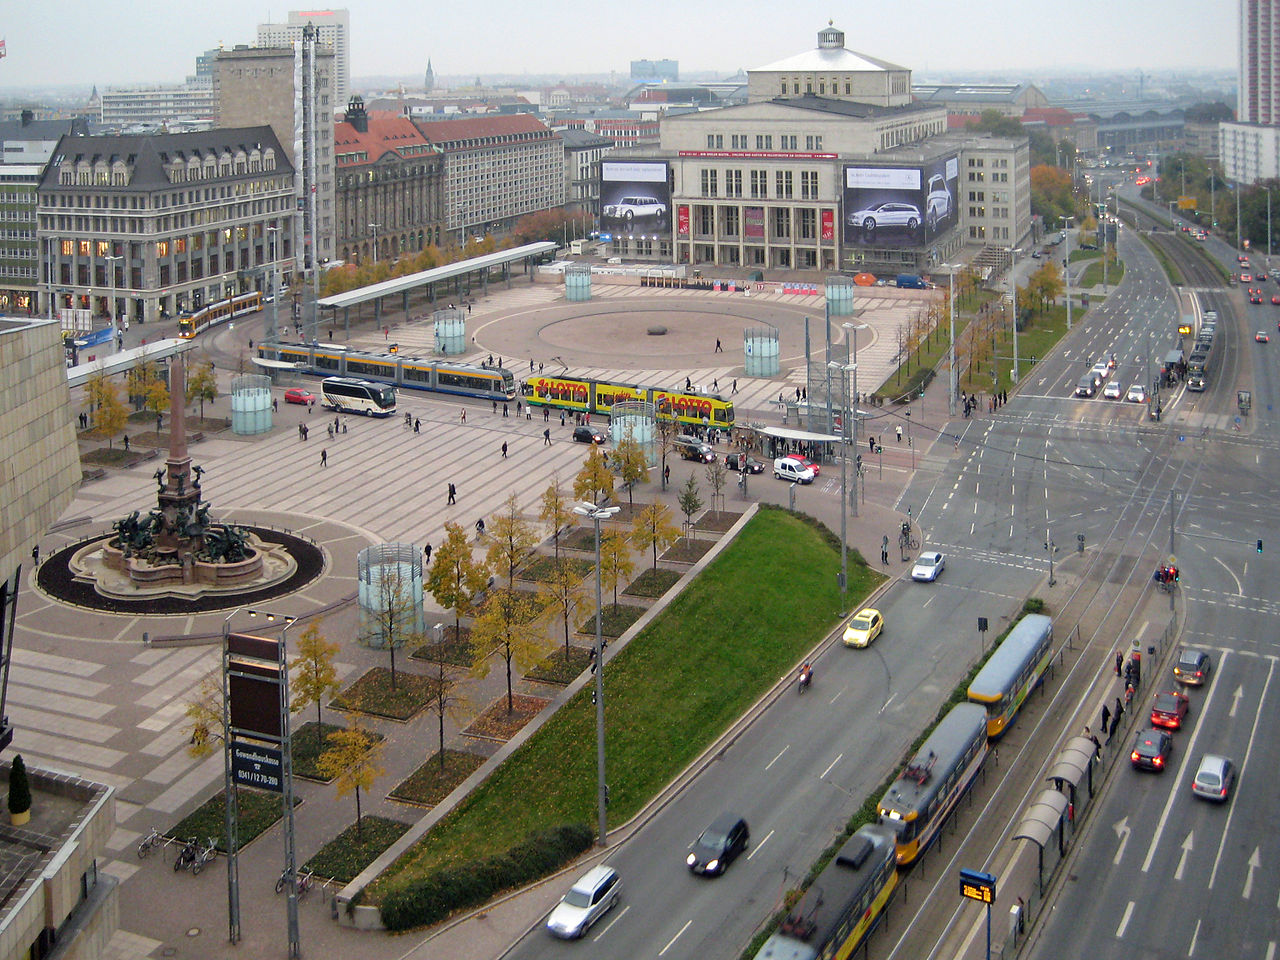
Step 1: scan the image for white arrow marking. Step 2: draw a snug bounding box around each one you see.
[1113,817,1131,866]
[1244,847,1262,900]
[1174,831,1194,881]
[1230,685,1243,719]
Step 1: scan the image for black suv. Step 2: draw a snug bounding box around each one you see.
[725,453,764,474]
[674,435,715,463]
[573,425,607,444]
[686,813,749,876]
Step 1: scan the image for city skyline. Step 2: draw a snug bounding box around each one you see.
[1,0,1235,92]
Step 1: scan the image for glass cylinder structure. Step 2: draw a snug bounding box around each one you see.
[432,307,466,356]
[825,275,855,317]
[356,543,425,649]
[230,374,273,435]
[565,262,592,302]
[743,323,780,377]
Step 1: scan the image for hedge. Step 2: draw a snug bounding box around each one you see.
[379,822,595,931]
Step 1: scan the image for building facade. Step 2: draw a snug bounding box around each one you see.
[334,98,445,263]
[98,83,217,131]
[257,7,351,108]
[1222,0,1279,181]
[38,127,296,326]
[558,128,614,217]
[216,44,337,269]
[414,114,565,242]
[0,165,42,316]
[631,59,679,82]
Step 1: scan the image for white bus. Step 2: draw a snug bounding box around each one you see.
[320,377,397,417]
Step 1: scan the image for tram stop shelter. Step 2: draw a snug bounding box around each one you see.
[754,425,843,462]
[1013,788,1070,895]
[317,242,556,337]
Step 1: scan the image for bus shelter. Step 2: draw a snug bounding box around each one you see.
[1013,788,1070,896]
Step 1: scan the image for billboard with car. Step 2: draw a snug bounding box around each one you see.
[601,161,671,237]
[842,155,958,249]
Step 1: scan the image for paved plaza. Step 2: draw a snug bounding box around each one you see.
[18,279,955,959]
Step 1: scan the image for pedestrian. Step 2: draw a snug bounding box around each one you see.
[328,424,334,439]
[732,379,738,393]
[123,434,130,451]
[503,403,509,418]
[530,359,535,373]
[543,407,550,422]
[501,441,508,458]
[715,338,723,352]
[663,463,671,485]
[342,419,347,434]
[896,424,903,443]
[460,408,466,424]
[488,354,494,366]
[1115,651,1123,676]
[560,411,566,426]
[333,416,339,433]
[272,397,278,412]
[543,428,551,445]
[516,400,522,417]
[475,517,486,539]
[447,482,456,505]
[686,376,692,391]
[713,378,719,392]
[302,425,309,440]
[492,400,498,413]
[414,418,421,433]
[1111,697,1124,737]
[801,387,807,401]
[881,545,889,565]
[31,544,39,565]
[539,362,543,373]
[869,436,875,452]
[405,411,412,427]
[320,448,327,467]
[299,424,305,440]
[1090,732,1102,759]
[1101,703,1111,733]
[423,542,432,563]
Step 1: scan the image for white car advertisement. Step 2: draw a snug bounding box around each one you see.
[842,155,958,249]
[601,161,671,237]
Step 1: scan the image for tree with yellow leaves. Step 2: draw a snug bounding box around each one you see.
[317,720,385,840]
[290,619,341,753]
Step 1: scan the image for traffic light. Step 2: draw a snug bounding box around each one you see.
[1258,539,1264,553]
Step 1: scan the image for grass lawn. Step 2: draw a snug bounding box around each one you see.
[1079,259,1125,287]
[170,788,299,852]
[623,567,681,598]
[661,537,714,563]
[292,721,384,781]
[526,645,593,683]
[366,507,878,903]
[330,667,435,722]
[389,750,486,807]
[520,556,594,583]
[302,815,413,884]
[410,625,482,668]
[579,602,646,638]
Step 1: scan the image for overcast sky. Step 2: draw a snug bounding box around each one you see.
[1,0,1235,90]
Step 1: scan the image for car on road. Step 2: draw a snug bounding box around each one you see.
[573,425,608,444]
[1173,648,1212,685]
[1251,295,1265,305]
[545,865,621,938]
[1090,361,1110,382]
[925,174,952,231]
[1259,272,1269,281]
[1149,690,1190,730]
[1125,384,1147,403]
[787,454,820,476]
[843,608,885,648]
[602,196,667,222]
[1103,380,1123,399]
[1191,754,1237,802]
[1272,295,1280,305]
[724,452,765,474]
[847,201,921,239]
[686,813,750,876]
[1258,330,1271,342]
[773,455,815,484]
[911,551,946,582]
[674,435,715,463]
[1241,274,1254,283]
[1130,728,1173,772]
[283,388,315,405]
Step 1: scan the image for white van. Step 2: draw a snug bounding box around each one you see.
[773,456,816,484]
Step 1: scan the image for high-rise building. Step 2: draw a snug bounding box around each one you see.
[1222,0,1280,183]
[257,9,350,109]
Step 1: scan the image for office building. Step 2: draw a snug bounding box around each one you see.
[558,128,614,217]
[257,8,351,109]
[1222,0,1280,181]
[631,59,678,82]
[99,83,217,132]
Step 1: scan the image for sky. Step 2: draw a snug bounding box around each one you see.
[0,0,1236,90]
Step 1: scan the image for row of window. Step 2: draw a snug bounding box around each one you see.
[0,246,36,259]
[687,205,821,240]
[878,120,946,151]
[705,134,826,152]
[776,77,861,97]
[966,171,1011,183]
[698,168,820,200]
[46,178,294,211]
[0,264,38,278]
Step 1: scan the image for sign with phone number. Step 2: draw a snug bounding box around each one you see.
[232,741,283,793]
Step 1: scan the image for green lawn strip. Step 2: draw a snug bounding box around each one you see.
[292,721,384,781]
[1079,259,1124,287]
[877,310,964,401]
[1141,235,1186,286]
[557,528,598,552]
[623,567,681,598]
[962,299,1073,396]
[660,537,714,563]
[330,667,435,721]
[410,628,483,668]
[389,750,486,807]
[579,603,646,638]
[520,556,594,583]
[301,815,413,885]
[526,646,593,684]
[170,788,299,853]
[366,507,877,903]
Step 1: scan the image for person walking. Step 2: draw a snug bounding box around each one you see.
[475,517,486,539]
[715,338,723,352]
[492,400,498,413]
[272,397,278,412]
[414,418,421,433]
[1115,651,1123,676]
[327,424,334,439]
[663,463,671,486]
[302,425,309,440]
[895,424,903,443]
[732,378,738,393]
[868,436,875,452]
[320,448,328,467]
[516,400,522,417]
[460,408,467,424]
[447,482,456,505]
[123,435,130,452]
[423,542,432,563]
[1100,703,1111,734]
[1110,697,1124,739]
[543,428,551,446]
[501,441,508,458]
[298,424,304,440]
[560,411,566,426]
[503,403,509,418]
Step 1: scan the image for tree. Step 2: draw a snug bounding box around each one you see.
[631,501,680,570]
[656,420,676,490]
[541,558,588,660]
[611,434,649,507]
[186,359,218,418]
[358,559,422,691]
[144,376,170,426]
[317,721,385,840]
[704,459,727,514]
[290,619,341,753]
[486,493,539,588]
[90,375,129,449]
[7,755,31,820]
[183,672,226,759]
[573,445,615,506]
[427,522,490,642]
[416,631,470,774]
[540,477,573,561]
[599,529,634,610]
[126,349,162,411]
[1031,164,1075,227]
[677,474,703,533]
[470,588,545,713]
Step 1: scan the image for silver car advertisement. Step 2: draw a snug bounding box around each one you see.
[842,156,957,249]
[601,161,671,237]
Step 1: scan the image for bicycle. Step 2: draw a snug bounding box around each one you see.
[276,869,315,898]
[137,826,162,859]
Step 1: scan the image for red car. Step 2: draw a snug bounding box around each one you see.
[1272,296,1280,305]
[1241,274,1254,283]
[284,388,316,405]
[789,454,820,476]
[1150,691,1190,730]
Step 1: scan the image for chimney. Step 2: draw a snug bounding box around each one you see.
[21,109,34,127]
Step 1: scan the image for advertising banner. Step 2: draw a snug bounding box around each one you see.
[601,160,671,238]
[744,206,765,240]
[843,154,958,249]
[821,209,835,241]
[677,205,690,236]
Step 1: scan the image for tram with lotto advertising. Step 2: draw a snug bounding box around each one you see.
[877,702,989,865]
[750,824,898,960]
[260,342,517,402]
[525,374,735,430]
[966,613,1054,738]
[177,292,263,338]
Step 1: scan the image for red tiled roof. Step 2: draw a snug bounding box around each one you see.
[335,115,434,167]
[414,113,553,147]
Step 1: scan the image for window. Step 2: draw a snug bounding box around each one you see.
[700,169,718,197]
[775,171,793,199]
[723,207,739,236]
[801,170,818,200]
[780,135,797,150]
[805,135,823,151]
[755,135,773,150]
[773,207,791,239]
[799,208,816,239]
[750,170,767,199]
[726,169,742,198]
[696,206,713,235]
[706,134,723,149]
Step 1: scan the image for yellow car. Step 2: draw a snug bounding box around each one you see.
[843,608,884,648]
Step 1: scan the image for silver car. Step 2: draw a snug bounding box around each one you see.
[603,196,666,221]
[546,865,621,938]
[1191,754,1236,802]
[925,175,951,231]
[911,551,946,582]
[848,201,921,237]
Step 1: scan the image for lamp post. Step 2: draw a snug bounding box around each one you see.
[573,500,620,847]
[369,222,381,263]
[941,265,961,416]
[104,254,123,349]
[828,353,859,617]
[267,226,280,343]
[1009,248,1023,383]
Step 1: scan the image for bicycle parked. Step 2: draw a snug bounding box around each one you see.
[137,827,163,859]
[275,869,314,898]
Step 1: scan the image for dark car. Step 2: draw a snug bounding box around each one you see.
[1130,728,1174,772]
[725,452,764,474]
[686,813,749,876]
[1150,690,1189,730]
[674,435,715,463]
[573,425,607,444]
[1173,648,1212,686]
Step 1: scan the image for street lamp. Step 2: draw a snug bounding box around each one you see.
[572,500,620,847]
[105,253,123,348]
[369,222,382,263]
[1008,248,1023,383]
[267,226,280,343]
[940,264,963,416]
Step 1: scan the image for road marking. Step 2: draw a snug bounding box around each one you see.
[828,689,843,706]
[820,752,844,779]
[746,829,773,861]
[880,693,897,714]
[1113,817,1131,865]
[1189,918,1201,955]
[1213,556,1244,596]
[1230,686,1242,719]
[1174,831,1193,880]
[593,904,629,941]
[1244,848,1261,899]
[765,745,789,771]
[658,919,692,955]
[1116,900,1135,938]
[1210,656,1273,889]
